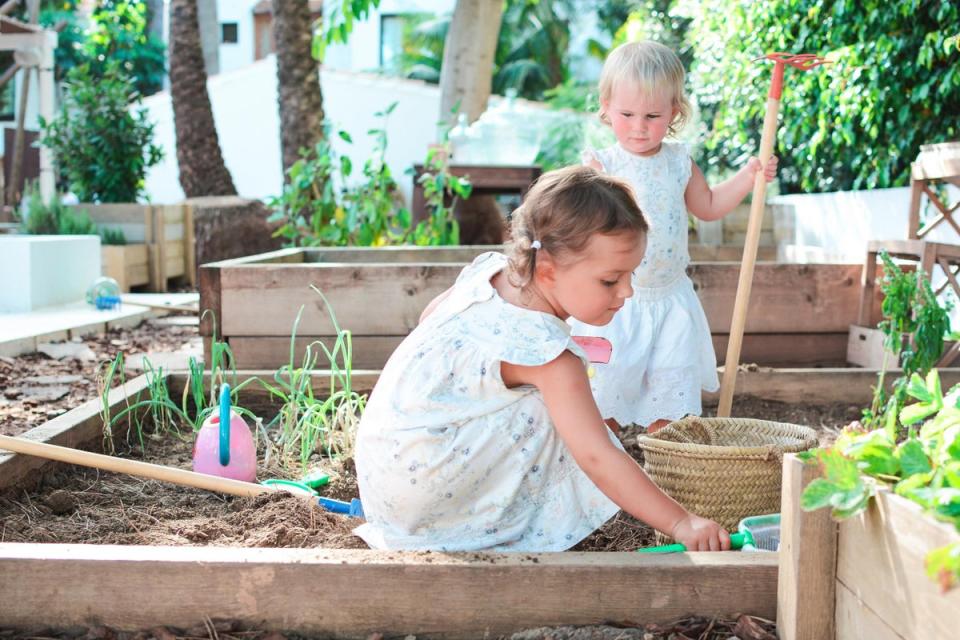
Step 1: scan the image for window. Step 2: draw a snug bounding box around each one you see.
[221,22,238,44]
[379,14,404,71]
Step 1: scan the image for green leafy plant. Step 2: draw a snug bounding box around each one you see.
[20,183,97,236]
[257,286,366,469]
[802,369,960,591]
[40,0,166,96]
[267,104,462,247]
[40,61,163,203]
[406,144,471,246]
[686,0,960,193]
[864,251,951,431]
[20,183,128,245]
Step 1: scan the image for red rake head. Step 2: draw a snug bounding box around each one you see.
[754,52,831,99]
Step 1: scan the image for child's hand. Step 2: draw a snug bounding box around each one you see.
[669,513,731,551]
[746,155,778,183]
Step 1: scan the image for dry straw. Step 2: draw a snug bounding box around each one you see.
[638,417,818,537]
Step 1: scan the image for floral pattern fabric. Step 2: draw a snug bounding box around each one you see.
[354,252,620,551]
[570,142,719,426]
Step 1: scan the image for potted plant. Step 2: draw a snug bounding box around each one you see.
[40,61,190,292]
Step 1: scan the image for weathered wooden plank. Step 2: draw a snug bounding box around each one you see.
[230,333,847,371]
[203,247,307,268]
[220,263,462,335]
[0,545,777,637]
[0,375,153,491]
[836,489,960,640]
[218,263,862,337]
[166,371,380,416]
[302,245,498,264]
[198,263,222,340]
[691,263,861,333]
[712,332,848,367]
[777,455,838,640]
[227,335,403,370]
[835,582,904,640]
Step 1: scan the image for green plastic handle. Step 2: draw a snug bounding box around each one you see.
[636,532,747,554]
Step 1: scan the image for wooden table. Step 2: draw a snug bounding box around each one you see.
[410,164,542,220]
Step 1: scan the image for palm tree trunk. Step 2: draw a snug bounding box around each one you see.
[438,0,506,245]
[439,0,504,124]
[271,0,324,175]
[169,0,237,197]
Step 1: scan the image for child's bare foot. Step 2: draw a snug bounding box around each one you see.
[604,418,622,434]
[646,418,671,434]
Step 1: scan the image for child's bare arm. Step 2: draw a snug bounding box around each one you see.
[419,286,453,324]
[504,352,730,550]
[685,157,778,222]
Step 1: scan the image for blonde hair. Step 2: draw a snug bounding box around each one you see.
[508,165,648,289]
[598,40,691,136]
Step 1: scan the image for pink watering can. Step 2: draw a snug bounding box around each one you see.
[192,383,257,482]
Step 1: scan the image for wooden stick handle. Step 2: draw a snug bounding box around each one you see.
[0,434,273,498]
[717,96,781,417]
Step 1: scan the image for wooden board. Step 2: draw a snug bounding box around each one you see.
[836,489,960,640]
[777,454,837,640]
[835,582,903,640]
[214,263,862,337]
[0,375,152,490]
[228,333,849,371]
[219,263,462,336]
[0,544,777,637]
[690,263,861,334]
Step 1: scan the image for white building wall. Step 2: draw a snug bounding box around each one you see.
[216,0,261,75]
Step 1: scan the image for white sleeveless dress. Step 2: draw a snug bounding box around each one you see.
[568,142,719,426]
[354,252,620,551]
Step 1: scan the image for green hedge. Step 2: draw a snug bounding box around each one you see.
[686,0,960,193]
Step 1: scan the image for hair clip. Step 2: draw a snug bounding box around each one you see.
[531,240,542,250]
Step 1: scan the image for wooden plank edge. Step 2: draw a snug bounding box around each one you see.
[0,374,154,490]
[0,545,777,637]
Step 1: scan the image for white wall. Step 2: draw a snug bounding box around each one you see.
[139,56,449,205]
[216,0,261,75]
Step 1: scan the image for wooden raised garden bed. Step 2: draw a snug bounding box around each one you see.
[0,370,779,635]
[200,246,873,370]
[76,203,196,292]
[777,455,960,640]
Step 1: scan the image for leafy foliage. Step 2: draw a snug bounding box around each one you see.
[267,103,465,247]
[864,250,951,431]
[20,183,97,236]
[686,0,960,193]
[19,182,128,244]
[313,0,382,61]
[40,62,163,203]
[802,370,960,591]
[40,0,166,97]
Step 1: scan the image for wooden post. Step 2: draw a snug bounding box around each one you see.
[777,454,838,640]
[857,247,878,326]
[183,203,196,287]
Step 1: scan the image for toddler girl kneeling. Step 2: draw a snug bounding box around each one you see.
[354,165,729,553]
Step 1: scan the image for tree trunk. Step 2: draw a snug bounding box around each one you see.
[438,0,506,245]
[271,0,324,175]
[169,0,237,197]
[439,0,504,124]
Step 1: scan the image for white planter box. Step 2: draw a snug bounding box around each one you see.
[0,235,101,312]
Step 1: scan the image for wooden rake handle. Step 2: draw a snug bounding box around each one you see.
[0,434,274,498]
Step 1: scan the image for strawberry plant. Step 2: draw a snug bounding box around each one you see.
[802,369,960,591]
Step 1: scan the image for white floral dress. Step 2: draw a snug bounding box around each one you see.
[354,252,620,551]
[568,142,719,426]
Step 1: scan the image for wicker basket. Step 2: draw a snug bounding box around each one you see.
[637,417,818,538]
